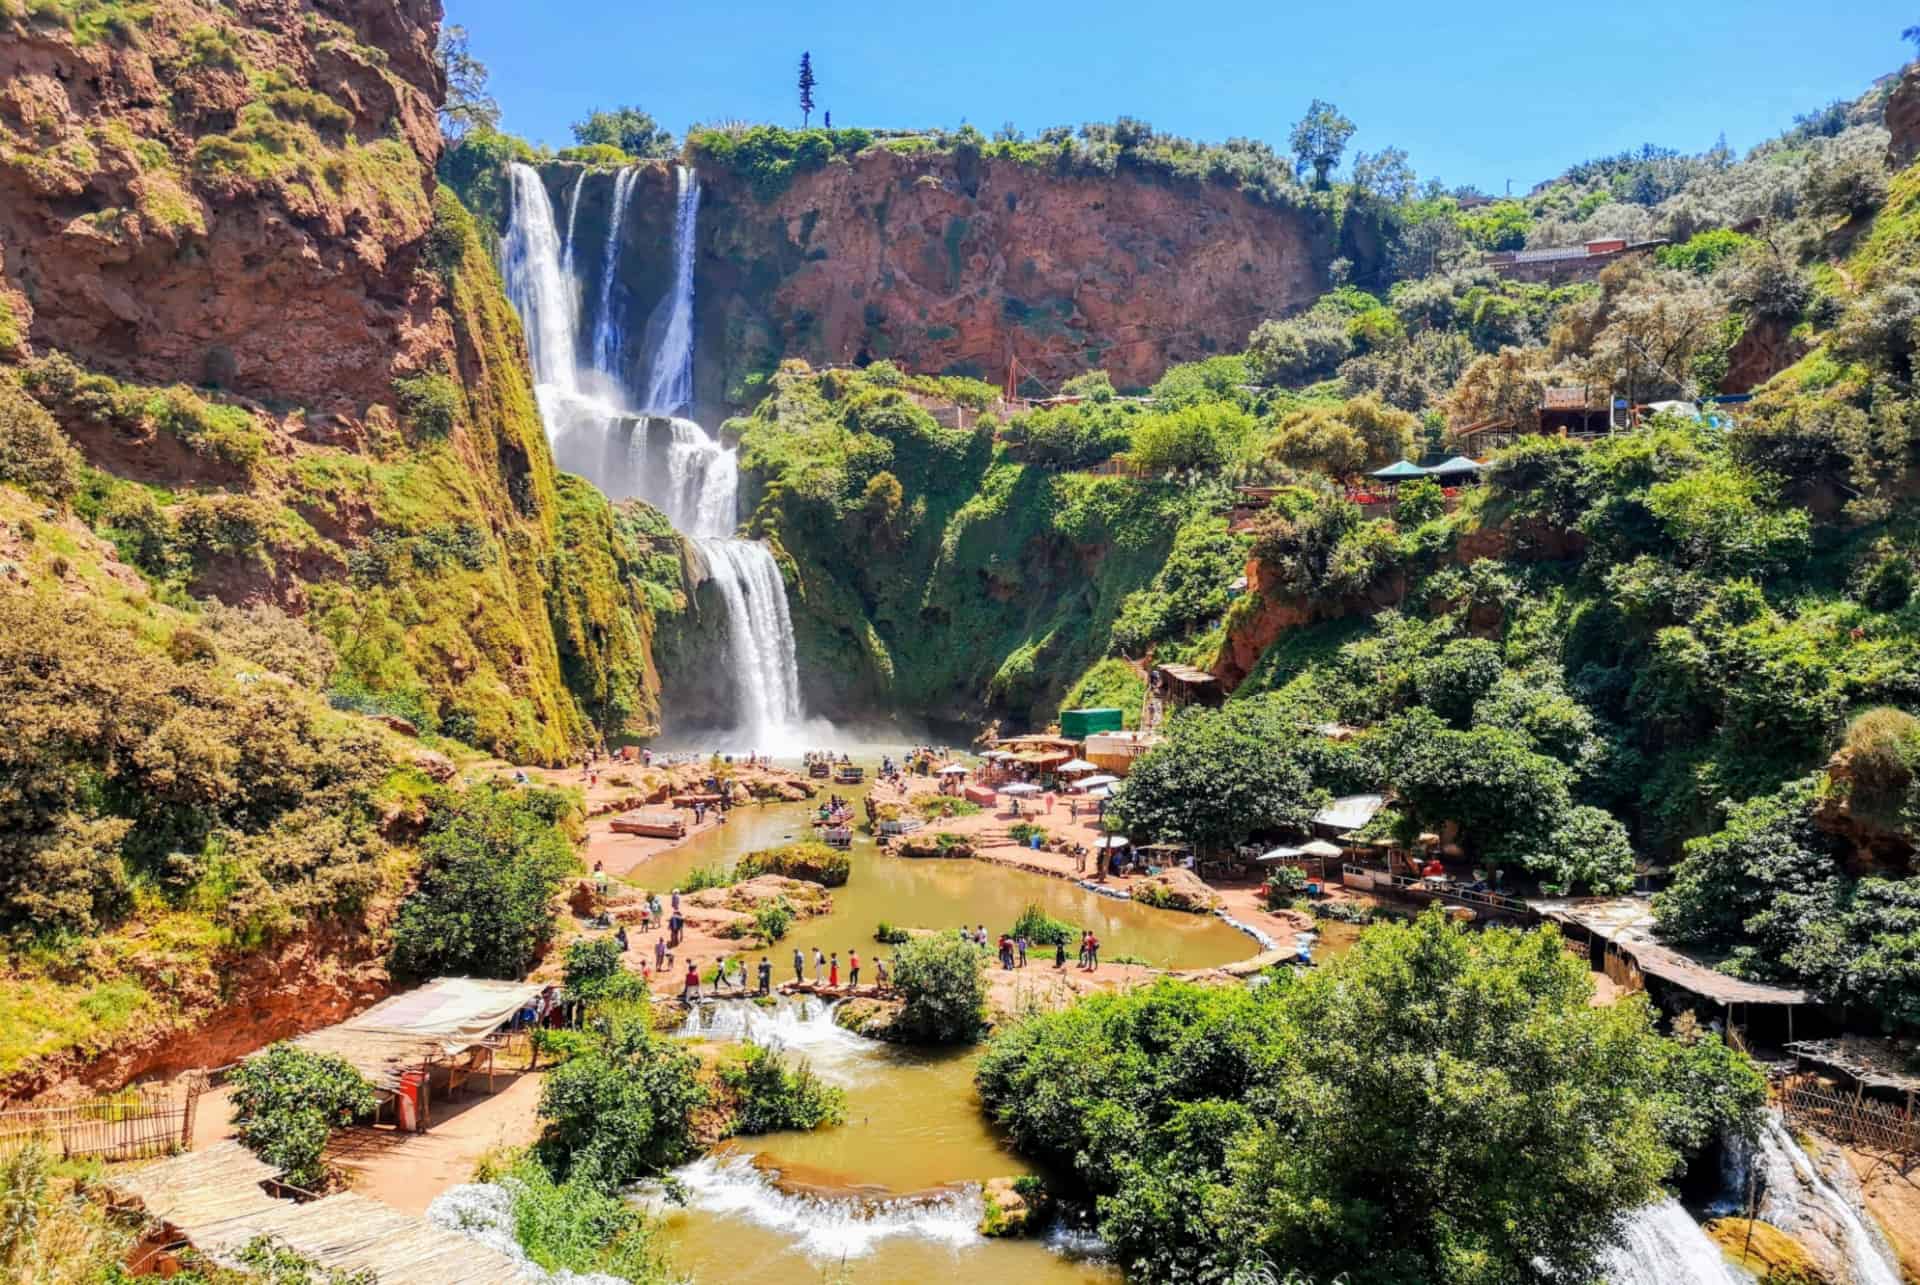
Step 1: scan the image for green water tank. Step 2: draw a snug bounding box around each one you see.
[1061,707,1124,738]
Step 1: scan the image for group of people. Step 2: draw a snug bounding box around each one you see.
[676,943,893,1000]
[961,921,1103,970]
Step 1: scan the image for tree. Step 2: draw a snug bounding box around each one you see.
[1111,700,1326,853]
[435,25,499,141]
[823,109,831,129]
[1289,99,1356,189]
[1350,146,1415,203]
[536,1003,708,1189]
[798,52,817,127]
[1907,23,1920,54]
[230,1044,378,1189]
[1265,395,1416,478]
[570,107,676,159]
[977,909,1764,1284]
[388,785,577,980]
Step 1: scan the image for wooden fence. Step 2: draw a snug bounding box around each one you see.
[0,1081,201,1162]
[1780,1076,1919,1163]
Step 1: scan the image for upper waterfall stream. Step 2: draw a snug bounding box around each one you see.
[503,161,806,750]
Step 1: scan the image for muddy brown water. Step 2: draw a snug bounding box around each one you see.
[620,769,1280,1282]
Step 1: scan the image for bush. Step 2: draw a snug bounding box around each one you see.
[392,372,460,438]
[679,864,734,893]
[470,1152,672,1283]
[890,932,988,1043]
[230,1043,378,1189]
[0,379,83,502]
[1008,822,1050,845]
[732,840,850,887]
[719,1044,847,1135]
[915,795,982,820]
[753,897,794,943]
[389,785,577,980]
[1010,901,1075,946]
[874,921,911,944]
[536,1002,707,1189]
[562,937,642,1004]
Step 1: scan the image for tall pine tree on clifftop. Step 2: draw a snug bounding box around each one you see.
[799,52,816,126]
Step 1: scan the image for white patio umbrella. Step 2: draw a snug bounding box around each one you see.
[1001,782,1042,797]
[1094,835,1131,850]
[1300,839,1345,858]
[1082,785,1115,800]
[1075,774,1119,789]
[937,764,969,775]
[1056,758,1098,773]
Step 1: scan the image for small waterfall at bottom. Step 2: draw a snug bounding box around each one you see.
[1722,1112,1903,1285]
[1605,1199,1745,1285]
[690,538,805,749]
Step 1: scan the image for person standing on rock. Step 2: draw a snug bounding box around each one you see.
[813,946,826,982]
[682,960,700,1001]
[669,910,684,947]
[1016,935,1029,968]
[1088,933,1101,969]
[758,956,772,995]
[1055,937,1067,969]
[793,946,806,984]
[848,948,860,988]
[671,889,681,914]
[828,953,840,988]
[655,936,667,973]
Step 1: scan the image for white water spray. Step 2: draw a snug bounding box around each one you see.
[503,164,578,392]
[1604,1199,1745,1285]
[666,1154,984,1260]
[559,169,585,285]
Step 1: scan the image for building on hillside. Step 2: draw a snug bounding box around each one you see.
[1483,237,1668,284]
[1453,384,1620,455]
[1144,663,1222,731]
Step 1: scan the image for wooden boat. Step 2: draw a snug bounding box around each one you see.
[609,811,687,839]
[833,764,865,784]
[808,761,831,778]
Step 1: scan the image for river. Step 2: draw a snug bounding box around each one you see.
[619,770,1259,1281]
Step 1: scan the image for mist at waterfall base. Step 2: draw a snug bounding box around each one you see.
[503,161,823,755]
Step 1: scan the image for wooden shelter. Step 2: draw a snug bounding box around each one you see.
[1150,663,1222,715]
[111,1141,524,1283]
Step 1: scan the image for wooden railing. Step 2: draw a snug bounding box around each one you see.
[1780,1076,1919,1162]
[1342,865,1531,915]
[0,1081,202,1162]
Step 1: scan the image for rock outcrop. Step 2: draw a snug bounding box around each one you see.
[534,151,1331,420]
[1888,61,1920,170]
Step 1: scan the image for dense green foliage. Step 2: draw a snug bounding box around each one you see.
[535,1000,707,1189]
[229,1043,378,1189]
[1110,700,1328,855]
[388,785,577,980]
[976,910,1764,1283]
[470,1152,673,1283]
[718,1043,847,1134]
[1009,901,1076,947]
[731,840,851,887]
[889,932,988,1042]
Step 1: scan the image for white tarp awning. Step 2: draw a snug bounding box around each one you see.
[336,978,541,1056]
[1056,759,1098,773]
[1001,782,1042,796]
[1312,793,1387,832]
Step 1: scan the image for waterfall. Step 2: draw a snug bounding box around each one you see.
[500,159,808,750]
[640,165,702,416]
[1604,1199,1745,1285]
[590,166,641,379]
[502,164,577,391]
[1722,1112,1903,1285]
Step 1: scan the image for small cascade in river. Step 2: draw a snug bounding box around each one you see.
[500,161,808,750]
[665,1154,985,1260]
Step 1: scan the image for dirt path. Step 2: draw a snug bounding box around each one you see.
[325,1070,548,1214]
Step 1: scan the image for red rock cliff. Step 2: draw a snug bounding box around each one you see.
[0,0,446,415]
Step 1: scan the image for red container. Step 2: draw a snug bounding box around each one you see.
[395,1070,425,1132]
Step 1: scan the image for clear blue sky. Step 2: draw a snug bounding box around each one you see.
[447,0,1915,193]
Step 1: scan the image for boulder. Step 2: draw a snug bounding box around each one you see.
[896,836,973,860]
[411,749,456,783]
[980,1176,1049,1237]
[1132,867,1221,913]
[370,713,419,737]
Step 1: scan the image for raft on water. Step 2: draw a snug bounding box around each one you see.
[833,765,865,784]
[610,811,687,839]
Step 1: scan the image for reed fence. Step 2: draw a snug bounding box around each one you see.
[1780,1076,1919,1163]
[0,1080,201,1162]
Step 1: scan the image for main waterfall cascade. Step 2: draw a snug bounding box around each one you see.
[501,161,806,749]
[1720,1113,1904,1285]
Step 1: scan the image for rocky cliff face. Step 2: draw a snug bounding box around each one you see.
[0,0,445,414]
[1888,61,1920,170]
[0,0,673,761]
[537,150,1332,420]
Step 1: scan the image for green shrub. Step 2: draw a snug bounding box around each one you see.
[753,897,794,943]
[229,1043,377,1189]
[1008,822,1049,845]
[562,937,644,1004]
[890,932,988,1043]
[389,785,577,980]
[678,864,734,893]
[915,795,981,819]
[719,1044,846,1135]
[0,379,83,503]
[392,372,460,438]
[1009,902,1074,946]
[874,921,910,944]
[475,1152,671,1282]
